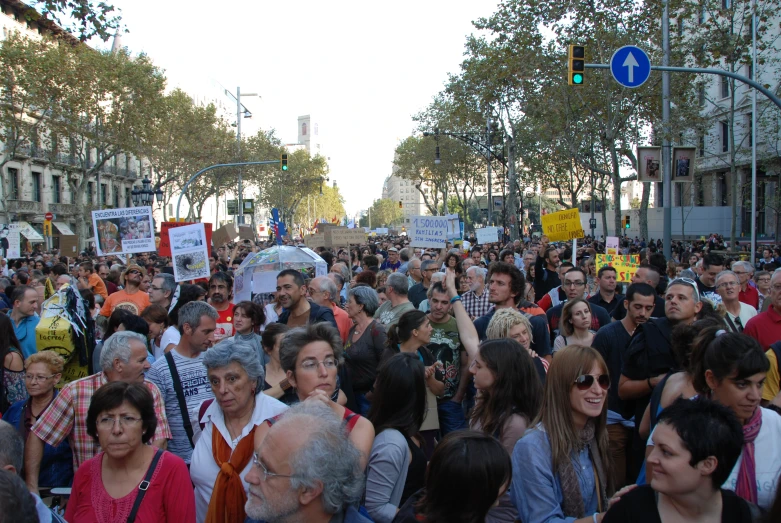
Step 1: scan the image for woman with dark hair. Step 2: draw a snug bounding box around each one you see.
[512,345,614,522]
[260,323,290,400]
[65,381,195,521]
[487,250,499,264]
[444,252,462,275]
[604,397,754,522]
[1,314,26,412]
[230,301,266,365]
[354,270,377,288]
[140,304,169,359]
[393,431,512,523]
[365,353,428,522]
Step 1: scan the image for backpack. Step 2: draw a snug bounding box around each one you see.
[770,342,781,377]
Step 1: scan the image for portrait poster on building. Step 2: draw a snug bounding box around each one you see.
[168,222,210,282]
[672,147,696,183]
[637,146,661,182]
[91,206,155,256]
[2,224,20,258]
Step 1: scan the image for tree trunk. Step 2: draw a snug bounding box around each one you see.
[640,181,651,240]
[609,143,623,236]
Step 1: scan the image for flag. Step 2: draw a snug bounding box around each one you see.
[313,218,319,229]
[331,216,338,224]
[272,208,287,246]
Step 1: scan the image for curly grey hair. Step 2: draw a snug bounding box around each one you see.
[275,402,365,513]
[100,331,148,371]
[202,339,265,392]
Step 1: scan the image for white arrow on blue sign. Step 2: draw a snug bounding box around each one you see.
[610,46,652,88]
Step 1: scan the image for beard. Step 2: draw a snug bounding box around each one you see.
[210,293,225,304]
[245,485,299,522]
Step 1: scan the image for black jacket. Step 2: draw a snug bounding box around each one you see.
[277,301,338,329]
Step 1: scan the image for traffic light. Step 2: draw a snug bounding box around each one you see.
[399,201,403,209]
[281,153,288,171]
[568,45,585,86]
[624,215,631,229]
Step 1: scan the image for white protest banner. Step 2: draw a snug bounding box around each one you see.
[409,216,447,248]
[91,206,155,256]
[476,226,501,245]
[606,236,619,255]
[445,214,461,240]
[169,223,210,282]
[3,224,20,258]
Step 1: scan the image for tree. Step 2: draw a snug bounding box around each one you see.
[256,149,329,226]
[362,198,404,228]
[294,184,346,230]
[28,1,122,42]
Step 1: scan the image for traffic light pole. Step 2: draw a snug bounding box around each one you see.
[176,161,279,222]
[662,0,672,259]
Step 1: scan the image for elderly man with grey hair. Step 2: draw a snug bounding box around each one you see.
[716,269,757,333]
[309,276,352,343]
[373,272,415,327]
[329,262,351,305]
[462,266,491,320]
[191,339,288,522]
[408,259,437,308]
[148,301,218,463]
[731,260,760,309]
[24,331,171,495]
[245,402,369,523]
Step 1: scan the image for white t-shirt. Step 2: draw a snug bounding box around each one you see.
[157,325,181,359]
[725,302,758,332]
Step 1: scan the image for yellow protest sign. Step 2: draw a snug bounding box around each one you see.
[596,254,640,283]
[541,208,584,242]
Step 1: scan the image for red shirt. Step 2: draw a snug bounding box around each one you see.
[213,303,235,342]
[744,305,781,349]
[739,285,760,309]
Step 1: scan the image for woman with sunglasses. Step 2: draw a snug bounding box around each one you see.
[512,345,614,523]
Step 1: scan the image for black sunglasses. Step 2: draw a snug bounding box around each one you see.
[574,374,610,391]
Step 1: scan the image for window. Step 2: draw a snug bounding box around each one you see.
[747,113,753,146]
[698,134,705,157]
[8,168,19,199]
[747,62,753,80]
[677,18,684,37]
[720,121,729,152]
[720,76,729,98]
[125,187,131,208]
[32,172,41,202]
[100,183,107,206]
[301,123,307,136]
[720,175,728,206]
[87,182,94,204]
[52,175,61,204]
[698,85,705,106]
[113,186,119,208]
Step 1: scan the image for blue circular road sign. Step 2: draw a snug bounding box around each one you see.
[610,46,652,88]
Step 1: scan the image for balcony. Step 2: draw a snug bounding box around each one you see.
[48,203,80,216]
[6,200,43,213]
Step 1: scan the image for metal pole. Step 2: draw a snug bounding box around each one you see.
[590,170,596,238]
[236,87,244,225]
[662,0,672,259]
[751,0,757,262]
[486,114,492,225]
[507,134,519,241]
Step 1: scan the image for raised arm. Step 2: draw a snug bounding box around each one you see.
[444,269,479,361]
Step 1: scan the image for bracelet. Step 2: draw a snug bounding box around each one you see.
[450,295,462,304]
[593,513,599,523]
[647,378,653,390]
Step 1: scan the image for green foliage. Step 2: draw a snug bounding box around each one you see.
[363,198,404,228]
[30,0,122,42]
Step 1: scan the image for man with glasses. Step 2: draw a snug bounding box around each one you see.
[755,270,772,311]
[408,259,437,308]
[406,258,422,289]
[731,260,759,309]
[716,270,756,333]
[98,264,150,317]
[546,267,611,344]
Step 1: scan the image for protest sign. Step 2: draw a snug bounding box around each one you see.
[169,223,210,282]
[212,223,239,246]
[476,226,502,245]
[541,208,585,242]
[1,224,20,258]
[304,234,326,249]
[596,254,640,283]
[445,214,461,240]
[330,228,367,246]
[606,236,619,255]
[159,222,213,257]
[373,228,389,235]
[91,206,155,256]
[58,235,80,255]
[409,216,447,248]
[238,225,255,241]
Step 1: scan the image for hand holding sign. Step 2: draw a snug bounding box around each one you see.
[540,209,585,242]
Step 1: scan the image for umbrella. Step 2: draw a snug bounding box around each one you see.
[233,245,327,303]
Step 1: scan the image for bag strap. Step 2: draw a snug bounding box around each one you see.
[165,351,194,448]
[126,448,163,523]
[198,398,214,431]
[724,314,740,333]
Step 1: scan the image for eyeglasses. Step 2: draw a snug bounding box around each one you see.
[564,280,585,288]
[127,270,141,275]
[574,374,611,391]
[97,415,142,429]
[149,285,163,291]
[252,453,296,481]
[299,357,338,372]
[668,277,700,301]
[24,373,57,382]
[718,281,740,289]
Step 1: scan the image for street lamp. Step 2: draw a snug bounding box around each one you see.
[225,87,260,225]
[131,176,155,207]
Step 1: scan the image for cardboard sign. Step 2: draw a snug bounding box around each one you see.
[159,222,213,257]
[606,236,619,255]
[304,234,326,249]
[238,225,255,241]
[330,229,367,246]
[212,223,239,247]
[58,234,80,255]
[445,214,460,240]
[409,216,447,248]
[596,254,640,283]
[541,208,584,242]
[475,226,502,245]
[316,223,340,233]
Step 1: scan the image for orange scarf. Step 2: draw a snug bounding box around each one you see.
[204,422,257,523]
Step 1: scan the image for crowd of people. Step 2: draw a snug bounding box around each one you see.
[1,232,781,522]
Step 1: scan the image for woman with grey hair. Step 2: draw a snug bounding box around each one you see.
[190,339,288,523]
[345,285,387,415]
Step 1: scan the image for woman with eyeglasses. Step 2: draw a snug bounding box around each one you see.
[512,345,615,523]
[66,381,195,522]
[3,351,73,488]
[553,298,596,354]
[191,339,288,522]
[253,323,375,470]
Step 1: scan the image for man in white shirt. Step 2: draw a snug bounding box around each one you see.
[716,270,757,333]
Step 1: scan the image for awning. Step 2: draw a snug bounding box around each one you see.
[17,221,44,242]
[53,222,75,235]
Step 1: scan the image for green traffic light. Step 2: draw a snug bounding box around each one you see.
[282,165,288,171]
[573,73,584,84]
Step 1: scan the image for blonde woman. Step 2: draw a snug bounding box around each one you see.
[553,298,595,353]
[486,308,549,380]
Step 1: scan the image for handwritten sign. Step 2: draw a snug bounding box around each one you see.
[476,226,502,245]
[304,234,325,249]
[409,216,447,248]
[159,222,213,257]
[596,254,640,283]
[330,229,367,246]
[541,208,584,242]
[606,236,619,255]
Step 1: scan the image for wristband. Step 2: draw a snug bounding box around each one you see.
[593,513,599,523]
[450,295,462,304]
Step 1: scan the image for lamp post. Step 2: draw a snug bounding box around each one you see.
[131,176,164,208]
[225,87,259,225]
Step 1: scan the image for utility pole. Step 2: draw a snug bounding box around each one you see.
[750,0,757,261]
[236,87,244,225]
[486,114,493,226]
[662,0,672,258]
[506,134,519,241]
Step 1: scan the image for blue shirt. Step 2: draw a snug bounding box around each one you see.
[8,311,40,358]
[511,426,599,523]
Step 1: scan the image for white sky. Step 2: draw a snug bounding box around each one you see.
[104,0,500,216]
